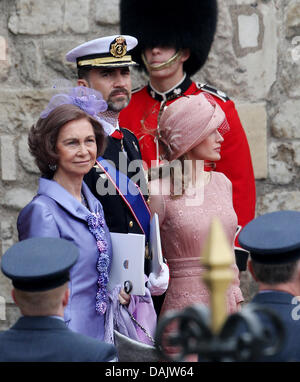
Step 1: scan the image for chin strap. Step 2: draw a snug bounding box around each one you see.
[141,50,182,71]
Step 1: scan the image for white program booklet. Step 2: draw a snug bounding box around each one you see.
[108,232,145,296]
[149,213,164,276]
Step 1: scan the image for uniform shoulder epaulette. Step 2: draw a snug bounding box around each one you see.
[196,82,230,102]
[120,126,134,135]
[132,85,145,94]
[120,127,139,140]
[93,163,106,174]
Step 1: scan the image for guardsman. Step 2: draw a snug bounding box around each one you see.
[66,35,150,238]
[119,0,256,256]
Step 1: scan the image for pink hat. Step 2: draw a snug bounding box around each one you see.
[158,92,228,161]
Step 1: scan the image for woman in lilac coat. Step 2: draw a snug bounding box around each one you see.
[17,88,156,345]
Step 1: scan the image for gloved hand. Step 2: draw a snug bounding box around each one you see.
[147,262,169,296]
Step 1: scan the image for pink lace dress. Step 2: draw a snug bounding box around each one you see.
[149,171,243,318]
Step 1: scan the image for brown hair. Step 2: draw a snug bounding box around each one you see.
[28,104,106,178]
[77,66,91,81]
[251,260,299,285]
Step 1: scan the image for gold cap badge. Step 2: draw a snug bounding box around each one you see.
[110,36,127,58]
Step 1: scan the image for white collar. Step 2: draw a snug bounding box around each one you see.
[149,73,187,98]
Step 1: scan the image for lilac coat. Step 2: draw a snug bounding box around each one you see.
[17,177,156,345]
[17,178,112,340]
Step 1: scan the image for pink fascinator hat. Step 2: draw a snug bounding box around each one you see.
[158,92,229,161]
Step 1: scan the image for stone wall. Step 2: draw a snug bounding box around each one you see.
[0,0,300,329]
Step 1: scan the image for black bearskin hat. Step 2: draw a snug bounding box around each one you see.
[120,0,218,76]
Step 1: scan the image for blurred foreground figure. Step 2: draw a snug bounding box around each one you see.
[0,237,117,362]
[239,210,300,362]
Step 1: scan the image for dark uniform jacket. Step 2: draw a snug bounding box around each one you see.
[0,316,117,362]
[84,127,148,236]
[249,291,300,362]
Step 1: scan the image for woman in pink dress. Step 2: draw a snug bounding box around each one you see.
[148,93,243,321]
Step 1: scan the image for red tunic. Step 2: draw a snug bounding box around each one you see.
[119,81,256,235]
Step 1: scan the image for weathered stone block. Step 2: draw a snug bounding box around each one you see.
[281,63,300,99]
[18,89,56,125]
[0,273,13,303]
[0,59,10,82]
[0,91,23,132]
[257,190,300,215]
[285,0,300,38]
[195,1,247,98]
[95,0,120,25]
[64,0,90,34]
[18,40,41,85]
[0,89,57,134]
[18,135,39,174]
[269,160,294,185]
[0,35,10,81]
[0,296,5,321]
[230,2,277,100]
[236,102,268,179]
[1,188,35,210]
[8,0,64,35]
[1,135,16,181]
[197,1,277,100]
[0,220,15,302]
[269,142,295,185]
[0,304,21,331]
[1,220,14,242]
[234,8,263,56]
[290,36,300,64]
[43,37,85,79]
[272,100,300,139]
[0,36,5,61]
[292,142,300,167]
[238,13,261,49]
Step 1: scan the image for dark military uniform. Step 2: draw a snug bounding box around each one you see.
[238,210,300,362]
[84,127,148,236]
[0,237,117,362]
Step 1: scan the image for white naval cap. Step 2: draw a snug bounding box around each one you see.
[66,35,138,68]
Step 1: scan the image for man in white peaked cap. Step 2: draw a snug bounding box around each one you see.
[66,36,169,313]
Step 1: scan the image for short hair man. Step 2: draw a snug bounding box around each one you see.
[119,0,256,252]
[239,210,300,362]
[66,35,149,237]
[0,237,117,362]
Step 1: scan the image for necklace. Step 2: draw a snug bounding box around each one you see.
[81,192,89,209]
